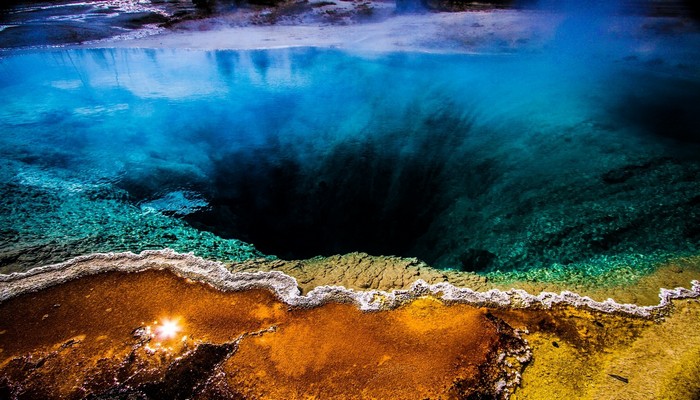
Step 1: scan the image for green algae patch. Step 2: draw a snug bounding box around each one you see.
[485,255,700,306]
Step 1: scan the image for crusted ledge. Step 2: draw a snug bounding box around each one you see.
[1,249,698,317]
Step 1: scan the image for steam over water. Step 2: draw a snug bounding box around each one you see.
[1,10,699,277]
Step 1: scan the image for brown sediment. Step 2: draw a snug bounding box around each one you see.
[1,253,700,399]
[0,269,527,399]
[221,298,525,399]
[233,253,700,305]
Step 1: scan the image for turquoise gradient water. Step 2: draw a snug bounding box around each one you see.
[1,40,699,279]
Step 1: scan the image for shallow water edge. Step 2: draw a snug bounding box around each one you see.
[3,249,699,316]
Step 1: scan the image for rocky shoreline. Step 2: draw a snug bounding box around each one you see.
[2,249,699,316]
[1,249,699,398]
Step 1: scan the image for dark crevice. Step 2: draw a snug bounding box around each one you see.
[91,342,239,400]
[613,77,700,144]
[113,103,483,264]
[182,134,458,262]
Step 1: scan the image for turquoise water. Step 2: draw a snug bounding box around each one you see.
[1,43,699,277]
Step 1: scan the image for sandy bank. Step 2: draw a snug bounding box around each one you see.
[86,10,560,53]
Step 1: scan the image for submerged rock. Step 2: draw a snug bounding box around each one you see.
[233,252,488,293]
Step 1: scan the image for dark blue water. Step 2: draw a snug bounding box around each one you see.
[1,36,699,279]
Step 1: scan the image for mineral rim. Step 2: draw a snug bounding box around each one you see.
[1,250,700,399]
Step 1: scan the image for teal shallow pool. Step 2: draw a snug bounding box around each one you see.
[1,45,699,280]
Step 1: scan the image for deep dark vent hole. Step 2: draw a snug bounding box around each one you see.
[181,140,450,262]
[114,100,485,265]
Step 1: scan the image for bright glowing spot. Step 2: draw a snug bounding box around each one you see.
[155,318,182,340]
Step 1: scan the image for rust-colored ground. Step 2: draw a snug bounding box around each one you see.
[0,269,525,399]
[2,266,699,400]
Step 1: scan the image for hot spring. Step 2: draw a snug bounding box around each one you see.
[1,23,699,279]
